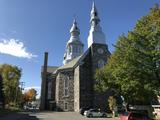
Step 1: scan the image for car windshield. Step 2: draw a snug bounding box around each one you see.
[90,109,99,112]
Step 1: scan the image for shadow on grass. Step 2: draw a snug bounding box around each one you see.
[0,111,39,120]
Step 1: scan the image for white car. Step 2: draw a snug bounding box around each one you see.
[84,109,107,118]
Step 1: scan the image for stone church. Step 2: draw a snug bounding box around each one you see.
[40,3,111,111]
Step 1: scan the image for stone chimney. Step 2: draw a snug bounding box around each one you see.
[40,52,48,110]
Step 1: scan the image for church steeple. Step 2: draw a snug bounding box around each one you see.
[70,18,80,36]
[87,2,106,48]
[90,1,100,26]
[63,18,84,65]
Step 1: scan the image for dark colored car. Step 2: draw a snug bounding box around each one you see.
[79,107,90,115]
[120,112,152,120]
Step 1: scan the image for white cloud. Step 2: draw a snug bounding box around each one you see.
[0,38,37,59]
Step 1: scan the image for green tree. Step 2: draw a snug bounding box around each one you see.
[95,4,160,106]
[0,64,22,107]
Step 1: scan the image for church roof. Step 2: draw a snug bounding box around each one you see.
[58,48,90,71]
[47,66,58,73]
[58,55,82,70]
[41,66,58,73]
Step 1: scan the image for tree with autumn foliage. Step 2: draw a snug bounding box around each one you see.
[108,96,117,117]
[0,64,22,108]
[24,88,37,102]
[95,4,160,107]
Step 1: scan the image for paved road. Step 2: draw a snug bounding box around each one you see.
[0,112,38,120]
[0,111,119,120]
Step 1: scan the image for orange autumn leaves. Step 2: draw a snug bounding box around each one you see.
[24,88,37,102]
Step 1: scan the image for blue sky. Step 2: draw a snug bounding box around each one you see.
[0,0,159,97]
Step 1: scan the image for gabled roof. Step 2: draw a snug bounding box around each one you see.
[57,48,90,71]
[57,56,82,70]
[41,66,59,73]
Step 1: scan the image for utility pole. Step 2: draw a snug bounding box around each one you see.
[19,82,25,91]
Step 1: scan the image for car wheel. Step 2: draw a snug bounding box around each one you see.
[102,114,107,117]
[88,114,93,118]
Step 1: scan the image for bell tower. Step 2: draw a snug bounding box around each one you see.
[87,2,111,109]
[63,19,84,65]
[87,2,106,48]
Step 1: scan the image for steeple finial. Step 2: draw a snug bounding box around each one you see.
[70,17,79,34]
[73,18,77,25]
[90,1,100,24]
[73,14,77,24]
[92,1,97,13]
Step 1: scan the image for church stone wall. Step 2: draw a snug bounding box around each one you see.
[51,76,56,101]
[91,43,110,74]
[79,50,94,108]
[90,43,110,110]
[55,73,60,107]
[56,70,74,111]
[74,66,80,112]
[54,43,111,111]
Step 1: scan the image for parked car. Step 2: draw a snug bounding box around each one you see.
[84,109,107,118]
[24,105,39,111]
[79,107,90,115]
[120,112,152,120]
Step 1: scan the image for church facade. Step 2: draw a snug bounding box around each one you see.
[40,3,111,111]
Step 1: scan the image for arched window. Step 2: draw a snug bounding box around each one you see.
[64,75,69,96]
[68,46,71,54]
[98,59,105,68]
[47,82,52,99]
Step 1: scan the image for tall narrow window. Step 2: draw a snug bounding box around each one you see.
[64,75,69,96]
[47,82,52,99]
[64,101,68,111]
[69,46,71,54]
